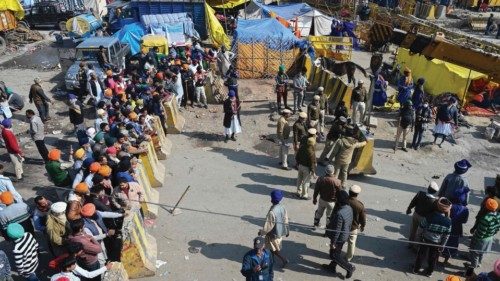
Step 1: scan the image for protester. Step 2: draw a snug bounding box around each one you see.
[0,164,23,202]
[258,190,289,267]
[0,191,33,235]
[475,258,500,280]
[7,223,40,281]
[26,109,49,162]
[111,179,144,211]
[347,185,366,262]
[275,65,289,110]
[1,118,24,181]
[351,80,367,125]
[68,94,85,132]
[439,159,472,206]
[473,186,500,230]
[216,45,235,78]
[411,100,432,150]
[240,237,274,281]
[394,100,415,152]
[29,77,52,122]
[442,197,469,264]
[406,181,439,248]
[194,66,208,108]
[433,98,457,147]
[292,68,308,113]
[296,128,317,199]
[397,67,414,105]
[46,202,69,256]
[277,109,292,170]
[412,78,425,109]
[372,75,388,107]
[32,195,51,232]
[313,164,341,228]
[67,219,103,280]
[223,90,241,143]
[50,254,111,281]
[323,190,356,278]
[45,148,74,188]
[413,198,452,278]
[467,198,499,269]
[334,101,348,120]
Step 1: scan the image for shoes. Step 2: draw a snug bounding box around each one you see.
[204,104,208,109]
[412,267,420,274]
[423,270,432,278]
[301,196,310,200]
[346,265,355,279]
[321,263,337,273]
[224,137,229,143]
[281,167,292,171]
[313,223,322,229]
[402,148,408,152]
[282,259,289,268]
[231,136,236,141]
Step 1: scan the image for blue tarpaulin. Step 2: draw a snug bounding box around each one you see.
[141,13,200,39]
[233,18,302,51]
[253,2,312,20]
[114,23,145,55]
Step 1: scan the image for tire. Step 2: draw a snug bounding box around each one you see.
[59,21,67,31]
[18,21,29,29]
[0,36,6,54]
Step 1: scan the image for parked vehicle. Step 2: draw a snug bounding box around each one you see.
[65,37,130,90]
[0,10,18,53]
[23,1,83,30]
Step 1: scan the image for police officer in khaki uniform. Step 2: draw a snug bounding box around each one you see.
[308,95,321,134]
[293,112,308,152]
[277,109,292,170]
[317,87,329,136]
[295,128,317,199]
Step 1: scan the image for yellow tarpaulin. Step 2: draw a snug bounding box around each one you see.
[205,3,231,48]
[396,48,487,102]
[141,35,169,55]
[206,0,249,9]
[0,0,24,19]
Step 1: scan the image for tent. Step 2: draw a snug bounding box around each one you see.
[396,48,487,103]
[114,23,146,55]
[233,18,303,78]
[239,1,332,36]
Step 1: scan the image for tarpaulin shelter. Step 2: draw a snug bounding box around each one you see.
[141,12,200,44]
[239,1,333,36]
[396,48,487,103]
[205,2,231,48]
[207,0,249,9]
[0,0,24,19]
[114,22,146,55]
[233,18,304,78]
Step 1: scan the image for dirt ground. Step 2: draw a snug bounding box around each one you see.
[0,39,498,281]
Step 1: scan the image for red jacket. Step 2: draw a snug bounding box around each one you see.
[1,128,22,155]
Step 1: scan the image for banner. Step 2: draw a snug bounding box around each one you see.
[204,3,231,48]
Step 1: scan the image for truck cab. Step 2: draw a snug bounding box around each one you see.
[24,1,83,30]
[65,37,130,90]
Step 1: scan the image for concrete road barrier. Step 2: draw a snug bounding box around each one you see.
[102,262,129,281]
[121,208,157,279]
[162,97,185,134]
[139,141,165,188]
[152,116,172,159]
[137,164,159,219]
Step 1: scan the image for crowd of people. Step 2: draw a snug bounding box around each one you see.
[0,40,241,281]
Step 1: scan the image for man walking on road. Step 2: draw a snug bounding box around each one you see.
[467,198,499,269]
[26,109,48,163]
[259,190,290,267]
[323,190,356,278]
[439,159,471,206]
[406,181,439,248]
[29,78,52,122]
[347,185,366,262]
[296,128,317,199]
[1,119,24,181]
[313,164,341,228]
[308,95,321,133]
[277,109,292,170]
[241,237,274,281]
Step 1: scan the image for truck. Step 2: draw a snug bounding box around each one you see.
[65,37,130,90]
[23,1,84,30]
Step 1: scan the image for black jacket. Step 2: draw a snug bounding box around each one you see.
[223,98,241,128]
[327,204,353,244]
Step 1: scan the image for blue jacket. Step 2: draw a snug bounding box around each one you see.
[241,249,274,281]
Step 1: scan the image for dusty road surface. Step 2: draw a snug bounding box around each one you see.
[0,42,498,281]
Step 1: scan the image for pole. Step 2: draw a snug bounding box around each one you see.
[168,185,191,215]
[461,69,472,106]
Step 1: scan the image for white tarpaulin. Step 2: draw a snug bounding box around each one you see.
[238,1,332,36]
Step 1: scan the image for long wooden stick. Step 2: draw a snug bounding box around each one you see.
[170,185,191,214]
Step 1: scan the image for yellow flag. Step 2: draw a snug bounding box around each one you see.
[205,3,231,48]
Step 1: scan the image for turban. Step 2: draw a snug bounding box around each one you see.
[0,191,14,205]
[89,162,101,173]
[48,149,61,161]
[485,198,499,212]
[454,159,472,174]
[75,182,89,194]
[6,223,24,240]
[98,165,112,177]
[74,148,85,159]
[81,203,96,217]
[1,118,12,128]
[270,190,283,204]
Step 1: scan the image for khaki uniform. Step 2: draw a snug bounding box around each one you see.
[308,103,320,133]
[318,94,328,134]
[277,116,291,168]
[292,120,307,151]
[333,137,366,185]
[295,136,317,198]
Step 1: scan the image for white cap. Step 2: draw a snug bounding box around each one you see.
[326,164,335,175]
[318,87,324,92]
[358,80,364,84]
[86,127,96,137]
[308,128,317,135]
[429,181,439,192]
[350,185,362,194]
[299,112,307,118]
[339,116,347,123]
[51,202,67,214]
[314,95,320,101]
[282,109,292,115]
[96,109,106,116]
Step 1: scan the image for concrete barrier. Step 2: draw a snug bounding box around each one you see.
[136,164,159,219]
[349,129,376,175]
[139,141,165,188]
[102,262,129,281]
[121,208,157,279]
[151,116,172,159]
[162,97,185,134]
